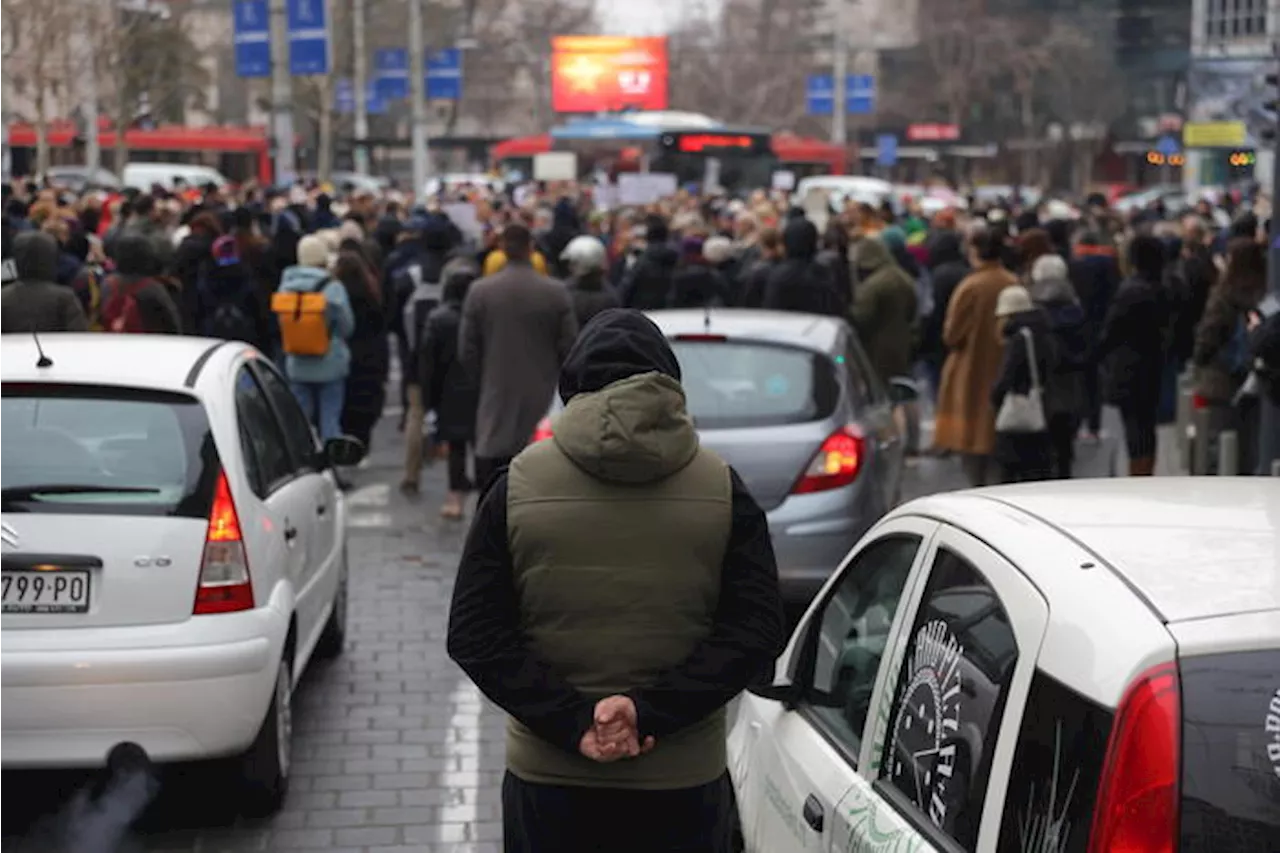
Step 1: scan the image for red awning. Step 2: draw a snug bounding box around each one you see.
[490,134,552,160]
[7,122,270,153]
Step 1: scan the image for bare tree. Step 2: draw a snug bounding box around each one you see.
[667,0,812,128]
[2,0,75,174]
[1038,18,1127,192]
[92,2,210,172]
[915,0,996,127]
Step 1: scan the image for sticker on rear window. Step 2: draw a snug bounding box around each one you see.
[887,618,965,829]
[1266,686,1280,779]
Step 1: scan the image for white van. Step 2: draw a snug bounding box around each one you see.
[122,162,231,192]
[792,175,894,210]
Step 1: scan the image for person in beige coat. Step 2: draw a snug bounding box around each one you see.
[933,227,1018,486]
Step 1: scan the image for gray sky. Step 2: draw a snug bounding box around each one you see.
[596,0,717,35]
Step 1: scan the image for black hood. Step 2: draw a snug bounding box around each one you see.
[1002,307,1050,338]
[783,219,819,260]
[643,242,680,267]
[927,231,965,269]
[558,308,681,403]
[13,231,58,282]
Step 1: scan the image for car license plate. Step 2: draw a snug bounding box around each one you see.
[2,570,91,614]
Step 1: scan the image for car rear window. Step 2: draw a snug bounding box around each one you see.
[669,339,839,429]
[1180,649,1280,853]
[1,384,218,519]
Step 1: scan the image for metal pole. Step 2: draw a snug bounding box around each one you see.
[352,0,370,176]
[270,0,297,185]
[0,7,10,183]
[1269,35,1279,296]
[78,18,100,172]
[1218,430,1239,476]
[831,0,847,146]
[409,0,430,200]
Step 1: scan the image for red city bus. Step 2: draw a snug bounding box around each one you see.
[7,120,273,185]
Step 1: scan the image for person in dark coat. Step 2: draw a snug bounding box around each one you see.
[620,214,679,309]
[561,235,621,329]
[1249,308,1280,475]
[670,236,730,309]
[1068,230,1121,439]
[1,231,89,333]
[1029,254,1089,478]
[736,226,783,308]
[195,234,271,349]
[919,229,970,401]
[332,246,389,451]
[419,259,480,519]
[172,211,223,334]
[230,207,280,357]
[762,218,844,316]
[100,233,183,334]
[542,198,583,279]
[816,222,852,312]
[990,285,1056,483]
[1097,234,1170,476]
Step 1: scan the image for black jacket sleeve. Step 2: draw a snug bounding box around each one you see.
[445,472,596,754]
[626,468,785,740]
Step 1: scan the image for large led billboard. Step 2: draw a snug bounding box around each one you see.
[551,36,669,113]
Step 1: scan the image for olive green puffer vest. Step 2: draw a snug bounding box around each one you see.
[505,371,733,789]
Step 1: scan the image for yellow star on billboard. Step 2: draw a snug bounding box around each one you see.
[561,55,605,92]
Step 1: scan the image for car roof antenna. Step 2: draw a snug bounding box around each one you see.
[33,332,53,368]
[703,303,711,332]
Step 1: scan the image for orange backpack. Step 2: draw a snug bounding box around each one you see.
[272,277,331,356]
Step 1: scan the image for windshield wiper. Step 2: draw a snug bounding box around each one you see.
[1,484,162,502]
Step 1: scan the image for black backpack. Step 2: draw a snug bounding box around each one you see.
[199,264,257,343]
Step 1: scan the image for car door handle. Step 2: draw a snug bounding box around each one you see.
[802,794,824,833]
[283,524,298,543]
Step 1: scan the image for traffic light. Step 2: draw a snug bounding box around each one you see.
[1228,150,1257,168]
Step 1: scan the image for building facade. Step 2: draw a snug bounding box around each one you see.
[1185,0,1277,188]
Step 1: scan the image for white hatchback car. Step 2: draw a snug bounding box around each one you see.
[1,334,360,815]
[729,478,1280,853]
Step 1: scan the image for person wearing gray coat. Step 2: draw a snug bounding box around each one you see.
[459,223,578,491]
[1,231,89,334]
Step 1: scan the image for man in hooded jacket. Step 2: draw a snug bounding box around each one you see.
[761,218,845,316]
[620,214,679,309]
[850,237,920,384]
[447,309,785,853]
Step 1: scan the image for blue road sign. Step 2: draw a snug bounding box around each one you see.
[374,48,409,100]
[287,0,329,76]
[366,82,387,116]
[876,134,898,168]
[806,74,876,116]
[1155,134,1181,157]
[233,0,270,78]
[334,78,355,114]
[425,49,462,101]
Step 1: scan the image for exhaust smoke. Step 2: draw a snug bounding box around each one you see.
[11,742,161,853]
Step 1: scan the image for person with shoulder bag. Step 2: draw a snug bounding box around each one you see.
[272,234,356,441]
[990,285,1056,483]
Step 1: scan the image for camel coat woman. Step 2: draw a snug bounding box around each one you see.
[933,260,1018,483]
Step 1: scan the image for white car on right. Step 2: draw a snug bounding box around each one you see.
[729,478,1280,853]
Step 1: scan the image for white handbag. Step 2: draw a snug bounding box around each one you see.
[995,327,1047,433]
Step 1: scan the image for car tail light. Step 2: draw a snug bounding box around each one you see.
[194,470,254,615]
[792,426,866,494]
[1088,662,1180,853]
[531,417,554,444]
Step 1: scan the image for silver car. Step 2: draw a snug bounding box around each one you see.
[536,309,914,605]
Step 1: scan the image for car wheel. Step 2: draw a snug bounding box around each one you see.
[314,552,348,659]
[238,655,292,817]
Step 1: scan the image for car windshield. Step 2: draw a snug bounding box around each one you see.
[669,339,839,429]
[1,384,218,518]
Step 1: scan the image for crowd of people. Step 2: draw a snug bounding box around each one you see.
[1,175,1277,512]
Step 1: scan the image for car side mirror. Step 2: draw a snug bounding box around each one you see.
[324,435,367,468]
[887,377,920,405]
[747,681,802,707]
